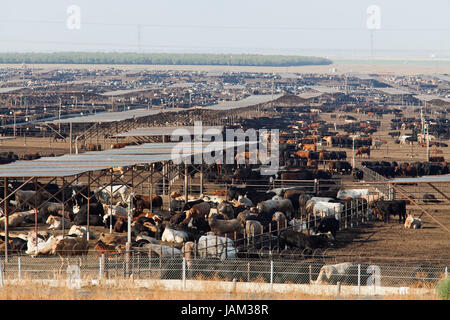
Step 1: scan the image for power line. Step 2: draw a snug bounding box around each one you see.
[1,19,450,32]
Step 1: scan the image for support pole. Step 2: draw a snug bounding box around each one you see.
[3,178,8,263]
[184,164,188,206]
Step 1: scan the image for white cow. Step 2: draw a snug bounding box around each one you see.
[314,262,355,285]
[161,227,189,244]
[26,234,64,257]
[337,189,370,199]
[399,135,411,145]
[313,202,344,220]
[46,215,72,230]
[102,204,128,224]
[95,185,131,204]
[68,225,96,239]
[142,243,181,257]
[257,199,294,218]
[197,235,236,260]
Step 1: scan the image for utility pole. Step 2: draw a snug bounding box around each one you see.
[426,122,430,162]
[352,136,356,169]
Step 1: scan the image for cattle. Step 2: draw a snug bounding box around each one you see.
[102,204,128,225]
[161,227,189,244]
[283,189,306,215]
[13,190,42,210]
[279,230,328,250]
[314,262,359,285]
[0,235,28,254]
[185,201,211,221]
[196,235,236,260]
[73,214,104,227]
[208,214,242,235]
[298,194,312,216]
[52,237,90,262]
[141,243,181,257]
[94,185,132,205]
[98,233,127,246]
[113,216,128,233]
[0,209,37,229]
[272,211,287,229]
[257,199,294,219]
[337,189,370,200]
[68,225,96,239]
[329,161,352,174]
[355,146,370,158]
[94,240,123,257]
[237,195,253,207]
[46,215,72,230]
[245,220,263,238]
[133,194,163,213]
[26,235,63,257]
[404,214,423,229]
[302,144,317,152]
[306,200,343,221]
[38,202,64,219]
[236,210,251,226]
[216,201,235,220]
[370,199,407,223]
[313,216,339,240]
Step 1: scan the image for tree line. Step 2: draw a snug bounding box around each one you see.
[0,52,332,66]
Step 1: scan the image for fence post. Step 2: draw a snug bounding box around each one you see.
[182,258,186,291]
[445,267,448,279]
[18,257,21,281]
[358,264,361,295]
[99,255,104,280]
[0,257,3,288]
[270,260,273,292]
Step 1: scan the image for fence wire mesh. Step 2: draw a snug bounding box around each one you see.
[0,253,447,289]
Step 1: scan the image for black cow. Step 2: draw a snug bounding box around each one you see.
[279,230,329,250]
[371,199,407,223]
[73,214,103,226]
[314,216,339,239]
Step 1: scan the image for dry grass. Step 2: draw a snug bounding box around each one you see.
[0,281,439,300]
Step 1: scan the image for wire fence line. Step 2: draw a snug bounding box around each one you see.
[0,253,447,290]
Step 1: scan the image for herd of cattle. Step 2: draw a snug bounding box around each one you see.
[361,160,449,178]
[0,176,419,273]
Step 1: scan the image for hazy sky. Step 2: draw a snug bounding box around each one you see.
[0,0,449,58]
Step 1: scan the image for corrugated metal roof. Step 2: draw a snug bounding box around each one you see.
[413,94,450,103]
[0,141,255,177]
[376,87,412,95]
[115,126,224,137]
[203,94,282,110]
[100,87,156,96]
[388,174,450,183]
[47,107,186,124]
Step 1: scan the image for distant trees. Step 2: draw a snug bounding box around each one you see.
[0,52,332,66]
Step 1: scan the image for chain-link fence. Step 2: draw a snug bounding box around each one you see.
[1,253,447,290]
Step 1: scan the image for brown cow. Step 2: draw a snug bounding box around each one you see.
[355,146,370,158]
[133,194,163,213]
[294,150,311,159]
[94,240,122,257]
[302,144,317,152]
